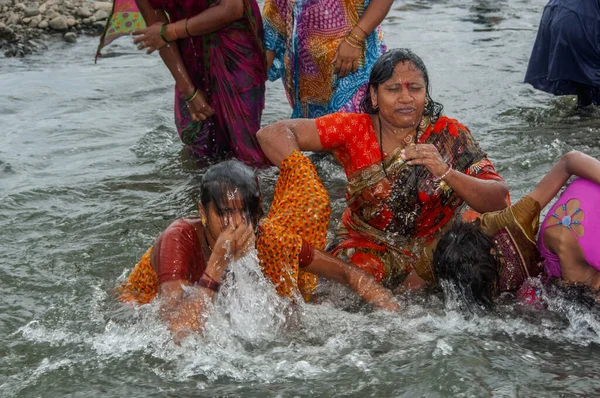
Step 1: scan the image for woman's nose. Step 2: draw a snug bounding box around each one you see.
[397,88,412,103]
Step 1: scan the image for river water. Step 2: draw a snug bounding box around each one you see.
[2,0,600,396]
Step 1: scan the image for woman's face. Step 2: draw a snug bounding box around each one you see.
[371,61,427,130]
[200,190,248,242]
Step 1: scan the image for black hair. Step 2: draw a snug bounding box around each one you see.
[200,160,263,227]
[433,221,500,311]
[360,48,443,121]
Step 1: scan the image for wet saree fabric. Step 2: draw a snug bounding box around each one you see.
[118,151,330,304]
[118,218,207,304]
[97,0,270,166]
[316,113,505,285]
[262,0,386,118]
[525,0,600,95]
[479,195,544,293]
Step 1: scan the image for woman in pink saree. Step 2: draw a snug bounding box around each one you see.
[98,0,270,166]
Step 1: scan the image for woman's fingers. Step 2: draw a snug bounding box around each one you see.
[131,28,146,37]
[338,60,351,78]
[132,34,146,44]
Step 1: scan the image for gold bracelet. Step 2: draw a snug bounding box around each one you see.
[184,88,198,102]
[344,37,362,49]
[348,31,365,44]
[185,18,191,37]
[355,23,368,36]
[345,35,364,49]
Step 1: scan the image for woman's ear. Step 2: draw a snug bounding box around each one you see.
[370,86,378,109]
[198,203,207,227]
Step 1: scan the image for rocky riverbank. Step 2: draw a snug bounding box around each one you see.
[0,0,113,57]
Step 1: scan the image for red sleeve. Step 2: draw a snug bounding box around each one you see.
[298,240,315,268]
[465,158,504,182]
[153,220,200,285]
[315,112,362,150]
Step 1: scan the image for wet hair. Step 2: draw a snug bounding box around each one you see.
[360,48,443,122]
[200,160,263,227]
[433,221,500,311]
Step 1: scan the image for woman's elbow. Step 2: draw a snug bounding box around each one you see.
[494,182,510,209]
[222,2,244,22]
[562,150,582,167]
[256,125,271,147]
[231,6,244,20]
[257,121,284,145]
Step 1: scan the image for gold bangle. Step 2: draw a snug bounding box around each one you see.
[355,23,368,36]
[348,31,365,43]
[184,88,198,102]
[185,18,191,37]
[344,37,362,49]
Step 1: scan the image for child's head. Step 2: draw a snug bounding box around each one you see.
[433,221,500,310]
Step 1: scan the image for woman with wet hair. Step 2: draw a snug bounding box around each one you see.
[433,151,600,310]
[119,151,399,338]
[257,48,509,291]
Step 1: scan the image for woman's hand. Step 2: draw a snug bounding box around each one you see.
[132,22,169,54]
[333,40,362,78]
[213,221,256,261]
[401,144,450,179]
[372,295,401,312]
[186,90,215,122]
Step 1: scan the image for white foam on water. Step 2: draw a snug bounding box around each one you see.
[13,252,600,391]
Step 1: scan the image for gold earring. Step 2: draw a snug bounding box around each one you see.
[201,215,207,226]
[424,100,429,107]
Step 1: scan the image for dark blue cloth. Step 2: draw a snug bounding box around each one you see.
[525,0,600,95]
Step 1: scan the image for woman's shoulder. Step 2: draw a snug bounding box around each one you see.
[160,218,203,240]
[430,115,470,137]
[316,112,372,127]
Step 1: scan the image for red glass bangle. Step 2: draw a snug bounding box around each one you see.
[198,278,220,292]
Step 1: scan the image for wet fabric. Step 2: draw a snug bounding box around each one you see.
[524,0,600,95]
[95,0,145,58]
[257,150,330,300]
[96,0,270,167]
[118,218,207,304]
[538,178,600,278]
[479,195,544,293]
[118,247,158,304]
[262,0,386,118]
[119,151,329,304]
[316,113,505,285]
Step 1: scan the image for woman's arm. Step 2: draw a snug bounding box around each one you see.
[256,119,325,167]
[266,50,276,76]
[441,171,509,213]
[133,0,215,121]
[135,0,193,97]
[402,144,509,213]
[354,0,394,35]
[133,0,243,50]
[334,0,393,77]
[528,151,600,209]
[304,249,400,312]
[157,222,254,339]
[158,252,227,339]
[162,0,244,40]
